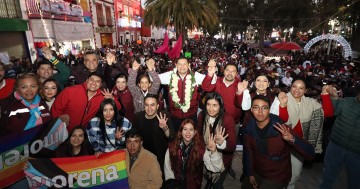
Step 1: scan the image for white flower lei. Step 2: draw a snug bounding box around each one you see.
[169,68,196,112]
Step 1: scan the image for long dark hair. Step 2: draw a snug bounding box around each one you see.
[64,126,92,156]
[168,119,204,175]
[202,92,225,135]
[97,98,124,145]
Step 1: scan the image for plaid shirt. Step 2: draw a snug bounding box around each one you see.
[87,117,132,152]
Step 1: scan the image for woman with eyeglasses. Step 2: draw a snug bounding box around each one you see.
[87,98,132,156]
[271,78,334,189]
[197,92,236,188]
[0,73,53,136]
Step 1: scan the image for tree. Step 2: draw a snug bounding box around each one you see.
[143,0,219,40]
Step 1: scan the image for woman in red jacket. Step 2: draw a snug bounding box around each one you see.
[112,73,135,123]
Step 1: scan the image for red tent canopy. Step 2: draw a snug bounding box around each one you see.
[270,42,301,50]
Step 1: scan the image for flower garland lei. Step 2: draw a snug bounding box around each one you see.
[169,68,196,113]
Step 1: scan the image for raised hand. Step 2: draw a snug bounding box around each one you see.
[41,46,53,60]
[115,127,125,140]
[328,86,339,98]
[101,88,114,99]
[156,112,169,131]
[146,58,156,71]
[273,123,294,142]
[215,126,229,146]
[132,59,141,70]
[207,59,217,76]
[106,52,116,66]
[207,134,217,153]
[237,80,249,94]
[278,92,288,107]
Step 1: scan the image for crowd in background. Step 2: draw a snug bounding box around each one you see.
[0,37,360,189]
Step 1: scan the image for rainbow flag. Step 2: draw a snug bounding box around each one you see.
[0,118,68,187]
[25,150,129,188]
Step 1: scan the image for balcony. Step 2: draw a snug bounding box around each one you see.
[0,0,21,18]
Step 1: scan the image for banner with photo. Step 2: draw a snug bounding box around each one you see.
[25,150,129,189]
[0,118,68,187]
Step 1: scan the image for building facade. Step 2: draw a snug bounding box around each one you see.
[114,0,142,45]
[25,0,94,60]
[90,0,116,48]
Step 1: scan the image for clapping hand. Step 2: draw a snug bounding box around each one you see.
[278,92,288,107]
[207,134,217,153]
[115,127,125,140]
[237,80,249,94]
[106,52,116,66]
[156,112,169,131]
[102,89,114,99]
[215,126,229,146]
[273,123,294,142]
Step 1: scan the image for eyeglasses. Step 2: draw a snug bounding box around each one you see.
[251,106,270,111]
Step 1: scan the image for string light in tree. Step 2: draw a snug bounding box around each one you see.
[304,34,352,58]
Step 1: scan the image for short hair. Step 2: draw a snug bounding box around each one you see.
[115,73,128,82]
[125,128,143,140]
[84,50,98,57]
[15,73,41,91]
[176,56,189,64]
[87,71,103,81]
[36,60,53,70]
[251,95,271,107]
[144,93,159,104]
[225,63,238,72]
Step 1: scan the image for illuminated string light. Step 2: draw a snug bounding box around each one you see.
[304,34,352,58]
[36,0,52,41]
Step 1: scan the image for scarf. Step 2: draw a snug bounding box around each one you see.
[179,140,193,182]
[286,92,324,153]
[14,92,43,130]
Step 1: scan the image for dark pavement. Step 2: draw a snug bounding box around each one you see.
[203,151,347,189]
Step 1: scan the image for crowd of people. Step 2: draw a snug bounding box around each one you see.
[0,37,359,189]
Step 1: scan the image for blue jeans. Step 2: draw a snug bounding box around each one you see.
[320,141,360,189]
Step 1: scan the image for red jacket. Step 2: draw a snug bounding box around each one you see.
[169,72,199,119]
[112,86,135,124]
[197,113,236,169]
[0,79,15,99]
[51,82,121,132]
[202,75,243,123]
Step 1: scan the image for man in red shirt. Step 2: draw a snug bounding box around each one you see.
[0,62,15,99]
